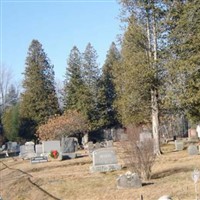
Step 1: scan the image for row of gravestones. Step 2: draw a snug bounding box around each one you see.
[19,137,78,161]
[175,140,200,155]
[87,140,114,156]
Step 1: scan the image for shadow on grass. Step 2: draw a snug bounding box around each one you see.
[142,182,154,186]
[152,166,192,179]
[28,178,61,200]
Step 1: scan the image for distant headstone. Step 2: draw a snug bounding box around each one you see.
[188,144,198,155]
[95,142,100,149]
[175,140,184,151]
[188,128,197,138]
[87,141,94,155]
[90,148,121,173]
[140,131,152,142]
[19,142,36,159]
[6,141,12,151]
[117,172,142,189]
[35,144,43,156]
[106,140,113,148]
[61,137,77,153]
[82,133,89,146]
[42,140,60,155]
[158,195,172,200]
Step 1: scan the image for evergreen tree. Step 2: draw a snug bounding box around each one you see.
[64,46,84,110]
[82,43,100,130]
[166,0,200,124]
[113,17,152,125]
[20,39,59,138]
[2,104,20,141]
[119,0,167,154]
[98,42,121,128]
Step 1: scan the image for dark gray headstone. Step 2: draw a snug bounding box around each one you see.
[90,148,121,173]
[117,172,142,189]
[188,144,198,155]
[61,137,77,153]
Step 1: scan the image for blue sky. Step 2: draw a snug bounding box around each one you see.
[1,0,122,83]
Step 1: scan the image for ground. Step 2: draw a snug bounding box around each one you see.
[0,142,200,200]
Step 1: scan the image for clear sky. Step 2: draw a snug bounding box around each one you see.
[1,0,122,84]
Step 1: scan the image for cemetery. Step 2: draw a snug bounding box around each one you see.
[1,130,200,200]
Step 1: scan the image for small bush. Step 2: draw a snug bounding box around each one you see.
[121,124,156,180]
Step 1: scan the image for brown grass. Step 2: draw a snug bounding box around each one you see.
[0,142,200,200]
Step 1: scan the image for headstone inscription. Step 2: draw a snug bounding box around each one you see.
[90,148,121,173]
[30,156,48,164]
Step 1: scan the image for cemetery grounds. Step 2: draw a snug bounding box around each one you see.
[0,142,200,200]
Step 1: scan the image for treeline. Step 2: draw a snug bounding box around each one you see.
[1,0,200,148]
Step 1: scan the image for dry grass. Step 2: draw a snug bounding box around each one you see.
[0,142,200,200]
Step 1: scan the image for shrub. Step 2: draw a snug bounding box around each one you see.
[121,124,156,180]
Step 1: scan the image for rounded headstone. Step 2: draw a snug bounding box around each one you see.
[158,195,172,200]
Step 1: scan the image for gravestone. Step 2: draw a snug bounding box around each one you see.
[106,140,113,148]
[19,142,36,159]
[82,133,89,146]
[61,137,77,153]
[158,195,172,200]
[188,144,198,155]
[117,172,142,189]
[175,140,184,151]
[42,140,60,155]
[188,128,197,138]
[6,141,13,151]
[90,148,121,173]
[35,144,43,156]
[140,131,152,143]
[87,141,94,156]
[95,142,100,149]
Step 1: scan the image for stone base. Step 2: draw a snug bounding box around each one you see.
[59,152,76,160]
[90,164,121,173]
[30,156,48,164]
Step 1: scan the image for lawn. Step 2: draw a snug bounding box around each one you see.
[0,142,199,200]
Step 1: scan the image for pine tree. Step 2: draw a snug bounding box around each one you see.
[82,43,100,130]
[64,46,84,111]
[98,42,121,128]
[20,39,59,138]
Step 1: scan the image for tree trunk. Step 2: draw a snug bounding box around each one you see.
[146,1,161,155]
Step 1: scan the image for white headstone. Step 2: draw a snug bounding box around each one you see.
[42,140,61,155]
